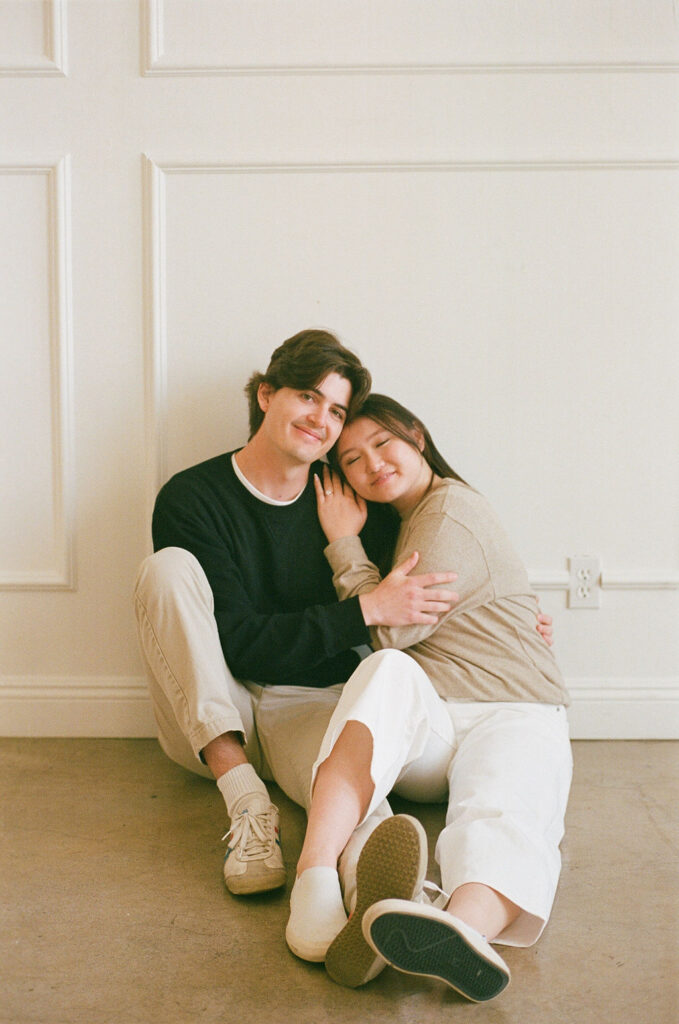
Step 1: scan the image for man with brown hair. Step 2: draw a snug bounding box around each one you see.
[134,329,459,898]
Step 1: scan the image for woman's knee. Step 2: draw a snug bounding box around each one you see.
[357,648,417,680]
[366,648,411,667]
[340,650,440,736]
[352,648,433,698]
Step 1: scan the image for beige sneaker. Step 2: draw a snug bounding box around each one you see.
[324,814,428,988]
[222,792,286,895]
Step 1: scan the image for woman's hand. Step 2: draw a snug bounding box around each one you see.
[314,465,367,543]
[536,611,554,646]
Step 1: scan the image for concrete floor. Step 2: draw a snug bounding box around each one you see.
[1,739,677,1024]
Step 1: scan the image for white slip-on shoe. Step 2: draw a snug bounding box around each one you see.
[362,899,511,1002]
[324,814,428,989]
[285,867,348,962]
[222,792,286,895]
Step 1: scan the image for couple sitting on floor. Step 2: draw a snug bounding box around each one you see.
[134,329,571,1004]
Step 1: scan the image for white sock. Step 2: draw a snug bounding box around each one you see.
[286,867,348,961]
[216,763,269,818]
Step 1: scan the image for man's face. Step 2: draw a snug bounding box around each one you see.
[257,372,352,465]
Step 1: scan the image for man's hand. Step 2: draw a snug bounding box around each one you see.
[359,551,459,627]
[537,612,554,646]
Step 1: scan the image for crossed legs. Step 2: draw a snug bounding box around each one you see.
[291,699,519,951]
[287,647,572,1000]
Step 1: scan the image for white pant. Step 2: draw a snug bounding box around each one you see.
[312,648,573,946]
[133,546,391,908]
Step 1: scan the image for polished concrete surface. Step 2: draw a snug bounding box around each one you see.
[1,739,677,1024]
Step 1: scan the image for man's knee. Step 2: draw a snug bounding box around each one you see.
[134,546,204,602]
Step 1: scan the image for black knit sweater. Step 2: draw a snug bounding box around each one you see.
[152,451,396,688]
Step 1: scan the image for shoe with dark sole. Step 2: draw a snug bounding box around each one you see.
[324,814,428,989]
[362,899,510,1003]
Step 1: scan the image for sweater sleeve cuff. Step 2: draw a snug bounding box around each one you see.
[333,593,370,644]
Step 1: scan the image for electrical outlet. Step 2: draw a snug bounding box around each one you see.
[568,556,602,609]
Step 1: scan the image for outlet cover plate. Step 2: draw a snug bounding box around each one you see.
[568,555,602,609]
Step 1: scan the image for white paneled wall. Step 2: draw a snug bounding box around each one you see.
[1,0,678,738]
[0,0,67,75]
[0,159,74,589]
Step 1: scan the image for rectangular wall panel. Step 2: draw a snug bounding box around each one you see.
[0,0,67,75]
[144,0,679,73]
[0,160,74,588]
[145,159,679,589]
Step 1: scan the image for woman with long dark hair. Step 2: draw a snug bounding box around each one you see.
[285,394,572,1004]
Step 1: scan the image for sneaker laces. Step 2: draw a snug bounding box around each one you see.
[222,805,277,862]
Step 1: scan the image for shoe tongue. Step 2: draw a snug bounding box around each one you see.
[237,791,270,815]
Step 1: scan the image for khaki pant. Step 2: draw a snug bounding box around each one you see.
[133,546,390,907]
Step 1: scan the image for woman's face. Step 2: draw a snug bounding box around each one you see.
[335,416,432,514]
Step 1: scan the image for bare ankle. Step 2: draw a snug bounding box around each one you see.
[445,883,520,942]
[296,849,339,878]
[203,731,248,779]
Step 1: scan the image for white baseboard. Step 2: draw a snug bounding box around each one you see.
[0,677,157,738]
[0,676,677,740]
[566,679,679,739]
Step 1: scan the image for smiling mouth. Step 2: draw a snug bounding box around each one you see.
[372,472,395,486]
[294,424,324,443]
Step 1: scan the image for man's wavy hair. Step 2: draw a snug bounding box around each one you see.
[245,329,371,438]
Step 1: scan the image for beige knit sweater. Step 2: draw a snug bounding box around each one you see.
[325,479,569,705]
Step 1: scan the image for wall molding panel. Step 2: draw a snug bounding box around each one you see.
[0,157,75,590]
[0,0,68,76]
[142,0,679,77]
[143,156,679,596]
[142,155,168,530]
[0,674,676,739]
[530,570,679,593]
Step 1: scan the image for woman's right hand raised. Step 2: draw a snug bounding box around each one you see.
[314,465,368,543]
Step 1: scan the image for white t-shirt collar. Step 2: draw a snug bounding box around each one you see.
[231,452,305,506]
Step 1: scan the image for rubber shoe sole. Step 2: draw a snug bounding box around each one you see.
[324,814,428,988]
[362,900,510,1003]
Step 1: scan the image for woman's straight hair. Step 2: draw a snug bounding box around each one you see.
[329,392,468,486]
